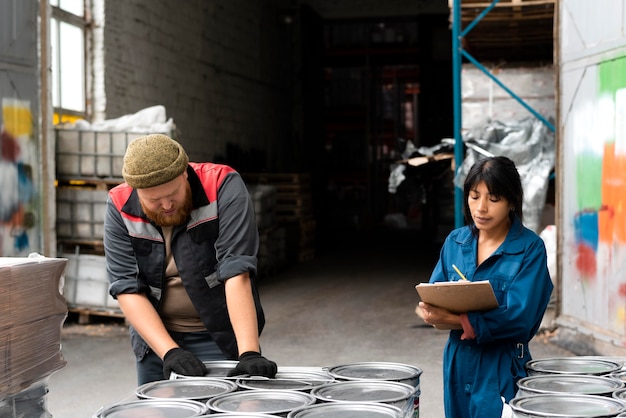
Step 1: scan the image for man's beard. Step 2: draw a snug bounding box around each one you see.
[141,183,193,227]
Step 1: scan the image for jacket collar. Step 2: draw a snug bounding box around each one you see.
[454,217,525,256]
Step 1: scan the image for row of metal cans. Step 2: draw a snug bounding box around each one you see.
[509,356,626,417]
[93,361,423,418]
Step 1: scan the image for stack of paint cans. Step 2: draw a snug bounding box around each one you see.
[508,356,626,417]
[94,360,423,417]
[324,361,422,418]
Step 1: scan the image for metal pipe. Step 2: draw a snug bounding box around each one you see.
[452,0,463,228]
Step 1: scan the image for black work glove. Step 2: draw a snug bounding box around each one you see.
[162,348,207,379]
[227,351,277,378]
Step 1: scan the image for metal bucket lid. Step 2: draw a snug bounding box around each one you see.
[525,357,622,376]
[287,402,405,417]
[96,399,207,418]
[171,360,239,379]
[198,415,280,417]
[236,370,335,391]
[612,387,626,400]
[310,381,417,404]
[207,389,316,415]
[509,393,626,417]
[136,377,238,401]
[609,370,626,382]
[517,374,624,396]
[327,362,423,384]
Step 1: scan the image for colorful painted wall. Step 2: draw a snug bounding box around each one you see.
[559,0,626,347]
[0,100,38,255]
[0,0,41,256]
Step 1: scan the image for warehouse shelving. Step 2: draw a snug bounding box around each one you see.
[450,0,556,227]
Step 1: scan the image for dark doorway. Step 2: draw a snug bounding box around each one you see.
[300,11,453,246]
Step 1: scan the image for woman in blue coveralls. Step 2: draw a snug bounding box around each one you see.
[416,156,553,418]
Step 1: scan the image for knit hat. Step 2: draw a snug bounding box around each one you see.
[122,134,189,189]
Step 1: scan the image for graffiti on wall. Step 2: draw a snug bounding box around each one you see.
[565,55,626,334]
[1,98,37,256]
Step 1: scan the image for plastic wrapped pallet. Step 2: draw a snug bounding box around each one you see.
[55,105,176,180]
[55,130,168,179]
[246,184,277,230]
[461,63,555,130]
[56,188,109,241]
[0,380,50,418]
[61,252,119,311]
[0,255,68,398]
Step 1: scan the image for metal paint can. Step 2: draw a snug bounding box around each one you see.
[170,360,239,380]
[609,370,626,383]
[577,357,626,371]
[310,380,419,418]
[135,377,238,402]
[326,362,422,417]
[236,369,335,392]
[509,393,626,417]
[93,398,208,418]
[206,389,316,417]
[525,357,622,377]
[327,362,423,389]
[198,414,280,417]
[516,374,624,398]
[287,402,405,417]
[612,387,626,402]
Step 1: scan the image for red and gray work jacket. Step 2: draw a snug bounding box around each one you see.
[103,162,264,360]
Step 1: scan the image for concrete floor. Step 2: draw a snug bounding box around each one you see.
[45,227,575,417]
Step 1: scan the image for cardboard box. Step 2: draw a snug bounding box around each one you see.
[0,256,68,397]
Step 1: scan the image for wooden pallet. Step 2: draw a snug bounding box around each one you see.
[57,239,105,255]
[243,172,311,186]
[68,307,125,325]
[56,178,122,191]
[448,0,555,62]
[244,172,314,222]
[298,248,316,263]
[450,0,555,8]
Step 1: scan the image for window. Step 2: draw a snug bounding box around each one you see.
[50,0,88,124]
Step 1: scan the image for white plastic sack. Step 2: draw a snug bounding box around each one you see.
[73,105,175,133]
[539,224,557,284]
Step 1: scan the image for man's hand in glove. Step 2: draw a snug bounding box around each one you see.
[227,351,277,378]
[162,348,207,379]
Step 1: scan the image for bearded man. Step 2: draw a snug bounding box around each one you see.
[103,134,276,384]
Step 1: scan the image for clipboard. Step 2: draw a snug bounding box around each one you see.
[415,280,498,314]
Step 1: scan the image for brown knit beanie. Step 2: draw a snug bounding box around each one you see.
[122,134,189,189]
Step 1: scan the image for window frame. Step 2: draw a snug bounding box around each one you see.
[50,1,92,124]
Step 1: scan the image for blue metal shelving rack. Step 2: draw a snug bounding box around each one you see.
[451,0,556,228]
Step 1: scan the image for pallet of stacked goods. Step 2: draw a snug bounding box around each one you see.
[0,256,68,416]
[55,180,122,323]
[55,128,172,323]
[245,184,288,277]
[243,173,316,267]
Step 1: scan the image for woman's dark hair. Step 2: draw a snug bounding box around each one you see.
[463,156,523,230]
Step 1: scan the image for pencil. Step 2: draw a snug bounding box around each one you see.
[452,264,468,281]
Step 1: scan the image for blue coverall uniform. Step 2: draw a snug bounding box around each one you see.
[429,217,553,418]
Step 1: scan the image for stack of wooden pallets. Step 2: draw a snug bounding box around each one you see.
[243,173,316,268]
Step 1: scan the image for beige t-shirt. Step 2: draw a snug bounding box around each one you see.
[159,226,207,332]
